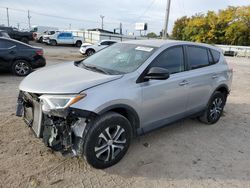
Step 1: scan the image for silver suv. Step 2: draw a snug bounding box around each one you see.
[16,40,233,169]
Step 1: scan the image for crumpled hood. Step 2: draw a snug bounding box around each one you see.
[19,62,123,94]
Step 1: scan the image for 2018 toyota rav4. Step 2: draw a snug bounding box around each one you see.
[16,40,233,169]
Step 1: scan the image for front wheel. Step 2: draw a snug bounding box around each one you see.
[199,91,226,124]
[86,49,95,56]
[84,112,132,169]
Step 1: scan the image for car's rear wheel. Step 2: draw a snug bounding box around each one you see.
[38,37,43,43]
[199,91,226,124]
[50,40,57,46]
[12,60,31,76]
[86,49,95,56]
[75,41,82,47]
[84,112,132,169]
[20,37,29,44]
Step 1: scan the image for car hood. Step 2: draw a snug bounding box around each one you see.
[19,61,123,94]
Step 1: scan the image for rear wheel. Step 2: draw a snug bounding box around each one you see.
[199,91,226,124]
[84,112,132,169]
[75,40,82,47]
[50,40,57,46]
[38,37,43,43]
[12,60,31,76]
[86,49,95,56]
[20,37,29,44]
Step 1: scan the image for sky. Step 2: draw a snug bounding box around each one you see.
[0,0,249,35]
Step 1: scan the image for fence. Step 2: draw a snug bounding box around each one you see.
[215,44,250,58]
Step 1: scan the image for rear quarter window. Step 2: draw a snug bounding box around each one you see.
[210,49,221,63]
[187,46,209,69]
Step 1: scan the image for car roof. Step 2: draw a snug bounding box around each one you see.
[100,39,117,42]
[0,37,33,48]
[122,39,221,51]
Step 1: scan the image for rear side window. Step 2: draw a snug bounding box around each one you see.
[210,49,220,63]
[187,46,209,69]
[0,40,15,48]
[151,46,185,74]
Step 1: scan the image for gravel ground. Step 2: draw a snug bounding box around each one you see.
[0,42,250,188]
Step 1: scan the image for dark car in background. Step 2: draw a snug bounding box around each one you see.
[0,30,10,38]
[0,26,34,44]
[0,37,46,76]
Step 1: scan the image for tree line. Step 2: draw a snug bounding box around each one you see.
[171,6,250,46]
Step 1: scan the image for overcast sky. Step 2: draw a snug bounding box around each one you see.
[0,0,249,35]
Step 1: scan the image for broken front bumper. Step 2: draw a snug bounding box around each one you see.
[16,91,97,155]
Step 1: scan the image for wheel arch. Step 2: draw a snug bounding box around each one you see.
[98,104,140,137]
[214,84,230,97]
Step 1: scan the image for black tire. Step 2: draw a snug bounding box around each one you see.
[84,112,132,169]
[20,37,29,44]
[50,40,57,46]
[12,60,32,76]
[38,37,43,43]
[199,91,226,124]
[75,40,82,47]
[86,49,95,56]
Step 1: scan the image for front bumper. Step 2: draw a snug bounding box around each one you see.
[79,47,86,55]
[16,91,97,155]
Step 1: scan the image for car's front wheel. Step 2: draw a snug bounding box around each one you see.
[199,91,226,124]
[86,49,95,56]
[84,112,132,169]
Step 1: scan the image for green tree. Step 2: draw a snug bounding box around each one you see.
[146,32,158,38]
[171,6,250,46]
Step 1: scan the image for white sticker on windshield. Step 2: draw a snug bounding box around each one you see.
[135,46,153,52]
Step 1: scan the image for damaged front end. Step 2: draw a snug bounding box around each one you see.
[16,91,97,156]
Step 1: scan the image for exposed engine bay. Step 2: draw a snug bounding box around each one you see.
[16,91,96,156]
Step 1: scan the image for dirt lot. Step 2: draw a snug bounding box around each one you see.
[0,42,250,188]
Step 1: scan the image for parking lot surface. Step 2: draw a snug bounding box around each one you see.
[0,42,250,188]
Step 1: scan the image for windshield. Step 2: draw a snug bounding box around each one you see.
[79,43,157,74]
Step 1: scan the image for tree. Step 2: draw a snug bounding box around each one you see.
[171,6,250,46]
[146,32,158,38]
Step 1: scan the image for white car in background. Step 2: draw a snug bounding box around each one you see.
[36,30,58,43]
[31,26,58,42]
[43,31,84,47]
[80,40,117,56]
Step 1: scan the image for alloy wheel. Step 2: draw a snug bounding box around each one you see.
[15,61,30,76]
[209,97,223,121]
[94,125,126,162]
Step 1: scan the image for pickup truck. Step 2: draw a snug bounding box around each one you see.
[0,26,33,44]
[43,32,83,47]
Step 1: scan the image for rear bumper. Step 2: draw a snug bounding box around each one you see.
[31,57,46,68]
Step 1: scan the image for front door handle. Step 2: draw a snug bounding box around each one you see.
[179,80,189,86]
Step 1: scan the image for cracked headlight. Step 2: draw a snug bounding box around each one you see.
[39,93,86,114]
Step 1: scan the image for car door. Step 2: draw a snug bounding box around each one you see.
[140,46,189,129]
[57,33,72,44]
[184,45,216,112]
[0,39,16,70]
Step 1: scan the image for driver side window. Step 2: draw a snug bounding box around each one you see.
[151,46,185,74]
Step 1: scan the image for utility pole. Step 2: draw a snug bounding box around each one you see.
[28,10,31,30]
[17,23,20,30]
[163,0,171,39]
[6,8,10,26]
[100,15,104,30]
[119,22,122,35]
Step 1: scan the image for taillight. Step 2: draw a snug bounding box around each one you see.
[36,49,43,56]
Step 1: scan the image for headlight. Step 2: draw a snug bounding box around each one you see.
[39,93,86,113]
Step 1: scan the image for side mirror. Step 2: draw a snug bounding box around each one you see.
[144,67,170,80]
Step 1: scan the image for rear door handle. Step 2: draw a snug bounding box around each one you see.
[179,80,189,86]
[212,74,218,79]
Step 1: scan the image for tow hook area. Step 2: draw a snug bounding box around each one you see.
[41,108,97,156]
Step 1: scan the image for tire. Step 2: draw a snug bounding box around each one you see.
[12,60,32,76]
[86,49,95,56]
[199,91,226,124]
[75,40,82,47]
[50,40,57,46]
[38,37,43,43]
[20,37,29,44]
[84,112,132,169]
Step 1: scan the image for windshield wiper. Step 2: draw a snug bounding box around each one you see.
[82,63,110,74]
